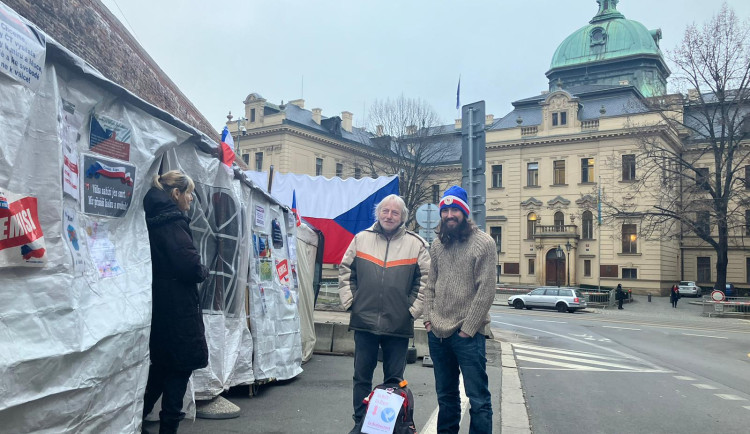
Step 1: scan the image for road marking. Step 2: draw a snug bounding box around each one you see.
[692,384,718,390]
[568,333,611,342]
[534,319,567,324]
[714,394,747,401]
[743,406,750,411]
[603,325,641,331]
[682,333,728,339]
[512,343,668,373]
[513,343,615,360]
[422,373,468,434]
[674,376,696,381]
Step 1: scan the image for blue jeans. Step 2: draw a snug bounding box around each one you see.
[428,330,492,434]
[352,331,409,423]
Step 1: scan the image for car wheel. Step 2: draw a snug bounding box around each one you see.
[513,299,524,309]
[557,303,567,313]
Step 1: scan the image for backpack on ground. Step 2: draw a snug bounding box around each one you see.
[353,378,417,434]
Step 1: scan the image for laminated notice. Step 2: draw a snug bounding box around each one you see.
[0,188,47,267]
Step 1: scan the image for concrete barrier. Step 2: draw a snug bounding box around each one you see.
[313,322,335,353]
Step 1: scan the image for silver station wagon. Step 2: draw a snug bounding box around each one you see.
[507,287,588,313]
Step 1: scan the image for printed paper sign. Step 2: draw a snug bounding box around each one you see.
[275,258,290,284]
[81,154,135,217]
[63,207,85,274]
[88,113,131,161]
[0,4,46,90]
[254,204,266,227]
[60,99,82,200]
[84,220,122,278]
[362,389,405,434]
[0,188,47,267]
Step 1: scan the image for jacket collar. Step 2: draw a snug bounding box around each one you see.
[370,221,406,239]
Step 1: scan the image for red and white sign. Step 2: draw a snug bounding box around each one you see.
[710,290,725,302]
[0,189,47,267]
[275,259,290,284]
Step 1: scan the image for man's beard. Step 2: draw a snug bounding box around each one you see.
[438,217,471,246]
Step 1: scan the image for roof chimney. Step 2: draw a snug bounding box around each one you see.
[341,111,353,132]
[485,114,494,125]
[406,125,417,135]
[312,108,322,125]
[376,125,384,137]
[289,99,305,109]
[687,88,700,102]
[455,118,462,130]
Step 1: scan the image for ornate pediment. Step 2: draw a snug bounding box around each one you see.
[547,195,571,206]
[576,194,597,208]
[521,197,543,207]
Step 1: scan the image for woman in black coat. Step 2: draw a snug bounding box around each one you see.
[142,170,209,434]
[670,284,680,308]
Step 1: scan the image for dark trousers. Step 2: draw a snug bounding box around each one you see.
[352,330,409,423]
[618,298,624,309]
[142,364,192,434]
[671,299,678,308]
[428,331,492,434]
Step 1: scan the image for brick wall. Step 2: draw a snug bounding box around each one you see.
[5,0,218,140]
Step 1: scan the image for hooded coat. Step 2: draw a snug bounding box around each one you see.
[143,187,209,371]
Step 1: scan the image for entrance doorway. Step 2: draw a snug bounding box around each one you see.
[545,248,566,286]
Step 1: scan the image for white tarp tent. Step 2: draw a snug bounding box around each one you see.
[0,3,303,432]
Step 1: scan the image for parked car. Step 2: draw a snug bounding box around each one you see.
[677,281,701,297]
[507,287,587,313]
[713,283,735,297]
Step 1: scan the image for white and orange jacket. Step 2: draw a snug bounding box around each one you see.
[338,222,430,338]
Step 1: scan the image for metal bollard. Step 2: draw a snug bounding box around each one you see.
[648,293,652,302]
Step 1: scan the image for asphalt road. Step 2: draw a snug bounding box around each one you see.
[490,300,750,434]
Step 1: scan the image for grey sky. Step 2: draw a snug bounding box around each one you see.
[99,0,750,133]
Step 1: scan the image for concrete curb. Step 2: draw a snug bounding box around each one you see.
[500,341,531,433]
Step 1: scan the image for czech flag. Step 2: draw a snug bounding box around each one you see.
[220,126,236,167]
[291,190,301,227]
[245,171,399,264]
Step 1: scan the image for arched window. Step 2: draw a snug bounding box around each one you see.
[582,211,593,239]
[527,212,538,239]
[554,211,564,231]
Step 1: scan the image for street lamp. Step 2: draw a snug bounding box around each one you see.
[555,245,564,287]
[565,240,572,286]
[496,242,502,284]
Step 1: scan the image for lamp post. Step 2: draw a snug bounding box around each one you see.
[496,242,501,284]
[565,240,572,286]
[555,245,564,286]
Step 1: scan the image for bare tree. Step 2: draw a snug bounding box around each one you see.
[358,95,460,227]
[603,3,750,289]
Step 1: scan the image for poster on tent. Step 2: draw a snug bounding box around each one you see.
[0,3,46,91]
[60,99,83,200]
[84,219,123,278]
[0,188,47,267]
[62,207,85,274]
[81,154,135,217]
[88,113,131,161]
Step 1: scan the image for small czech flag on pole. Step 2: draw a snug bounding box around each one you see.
[291,190,301,227]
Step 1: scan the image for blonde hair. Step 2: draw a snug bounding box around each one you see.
[152,170,195,194]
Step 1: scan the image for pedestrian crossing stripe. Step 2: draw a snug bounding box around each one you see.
[511,343,669,373]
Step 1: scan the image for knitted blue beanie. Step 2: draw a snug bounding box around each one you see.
[439,185,470,216]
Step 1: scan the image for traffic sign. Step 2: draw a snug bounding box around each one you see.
[416,203,439,229]
[418,228,436,243]
[710,290,725,302]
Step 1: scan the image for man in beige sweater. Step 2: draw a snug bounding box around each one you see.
[423,185,495,433]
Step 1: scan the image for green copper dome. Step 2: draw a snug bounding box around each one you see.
[549,0,663,71]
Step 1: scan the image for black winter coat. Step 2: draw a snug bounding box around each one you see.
[144,187,209,372]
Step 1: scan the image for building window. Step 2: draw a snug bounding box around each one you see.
[746,209,750,236]
[746,258,750,284]
[528,258,535,275]
[336,163,343,178]
[584,259,591,277]
[242,154,249,165]
[553,160,566,185]
[622,268,638,280]
[622,224,637,253]
[552,111,567,126]
[316,158,323,176]
[745,165,750,189]
[554,211,564,231]
[492,165,503,188]
[622,154,636,181]
[696,167,709,190]
[490,227,502,252]
[354,166,361,179]
[696,211,710,236]
[582,211,593,239]
[250,108,256,123]
[255,152,263,171]
[581,158,594,183]
[527,162,539,186]
[432,184,440,203]
[697,257,711,282]
[527,213,538,239]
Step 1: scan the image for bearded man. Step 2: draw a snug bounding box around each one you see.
[423,185,495,433]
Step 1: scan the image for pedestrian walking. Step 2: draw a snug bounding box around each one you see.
[423,185,495,433]
[338,194,430,434]
[615,284,625,310]
[142,170,209,434]
[670,284,680,308]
